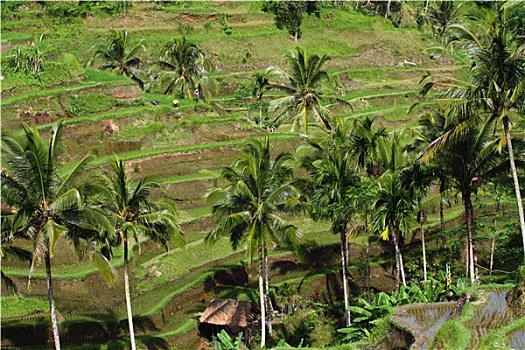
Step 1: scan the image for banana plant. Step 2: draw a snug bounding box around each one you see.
[214,330,243,350]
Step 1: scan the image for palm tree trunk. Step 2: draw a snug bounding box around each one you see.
[440,192,451,286]
[421,220,427,281]
[490,195,501,276]
[264,248,273,336]
[489,234,496,276]
[463,190,475,285]
[258,248,266,348]
[398,241,406,287]
[503,118,525,263]
[470,200,478,280]
[45,250,61,350]
[391,224,406,289]
[440,197,445,231]
[366,224,371,303]
[124,239,137,350]
[340,230,351,327]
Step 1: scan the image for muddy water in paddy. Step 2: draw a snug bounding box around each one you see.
[392,290,525,350]
[466,290,521,350]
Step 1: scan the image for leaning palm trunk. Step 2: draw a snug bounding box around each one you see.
[439,188,451,286]
[258,248,266,348]
[364,210,371,302]
[264,249,273,336]
[421,220,427,281]
[463,191,476,285]
[45,250,61,350]
[340,229,351,327]
[385,0,391,18]
[490,197,502,275]
[391,224,406,289]
[123,238,137,350]
[503,118,525,263]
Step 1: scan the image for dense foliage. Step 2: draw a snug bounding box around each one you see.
[1,1,524,350]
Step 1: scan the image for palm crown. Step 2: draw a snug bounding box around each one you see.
[206,137,301,260]
[157,36,213,97]
[269,47,339,134]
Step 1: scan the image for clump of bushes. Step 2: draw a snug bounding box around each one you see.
[65,93,116,116]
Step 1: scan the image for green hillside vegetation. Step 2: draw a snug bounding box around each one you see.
[1,1,524,350]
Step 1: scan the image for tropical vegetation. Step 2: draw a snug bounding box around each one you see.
[1,1,524,350]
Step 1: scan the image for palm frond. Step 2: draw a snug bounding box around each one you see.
[49,188,82,213]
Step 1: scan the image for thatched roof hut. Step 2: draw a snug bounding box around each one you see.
[199,298,252,328]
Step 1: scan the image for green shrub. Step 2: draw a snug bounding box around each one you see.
[431,303,474,350]
[39,54,85,85]
[44,2,87,21]
[83,68,132,83]
[5,46,44,77]
[113,121,166,141]
[59,53,85,77]
[65,93,116,116]
[0,296,49,318]
[0,1,31,21]
[309,315,337,348]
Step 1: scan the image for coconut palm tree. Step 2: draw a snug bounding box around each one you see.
[88,29,147,88]
[205,137,301,348]
[422,1,462,37]
[425,1,525,261]
[0,123,116,350]
[156,36,214,99]
[268,47,349,134]
[425,116,514,284]
[296,118,361,327]
[252,68,273,101]
[96,158,183,350]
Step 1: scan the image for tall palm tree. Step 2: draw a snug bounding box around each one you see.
[156,36,214,99]
[422,1,462,37]
[424,114,514,284]
[96,158,183,350]
[296,118,361,327]
[426,1,525,261]
[413,110,450,226]
[205,137,301,348]
[370,131,418,289]
[370,173,416,290]
[88,29,147,88]
[0,123,115,350]
[413,109,454,279]
[399,161,434,281]
[268,47,349,134]
[252,68,273,101]
[347,116,387,299]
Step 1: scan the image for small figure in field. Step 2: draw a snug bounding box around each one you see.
[172,99,179,108]
[194,89,200,102]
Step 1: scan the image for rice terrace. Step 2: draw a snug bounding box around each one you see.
[1,1,525,349]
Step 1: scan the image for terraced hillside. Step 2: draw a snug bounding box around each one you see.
[3,2,510,349]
